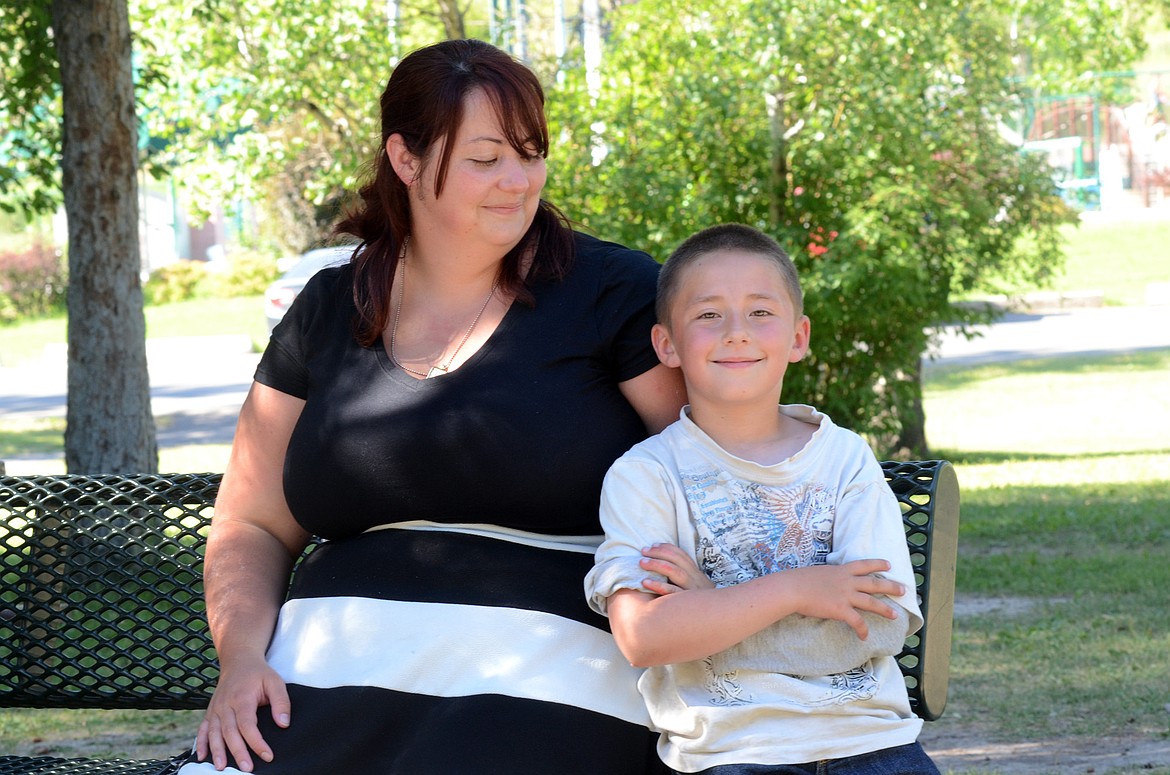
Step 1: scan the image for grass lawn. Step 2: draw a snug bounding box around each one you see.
[919,347,1170,764]
[0,295,268,367]
[1046,214,1170,306]
[0,420,234,475]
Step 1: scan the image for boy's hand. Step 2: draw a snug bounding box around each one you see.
[639,542,714,595]
[788,559,905,640]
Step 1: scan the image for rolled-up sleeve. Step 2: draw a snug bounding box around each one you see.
[585,457,683,616]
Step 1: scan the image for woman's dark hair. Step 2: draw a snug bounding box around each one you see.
[335,38,574,346]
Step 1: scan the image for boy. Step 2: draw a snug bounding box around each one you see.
[584,224,940,774]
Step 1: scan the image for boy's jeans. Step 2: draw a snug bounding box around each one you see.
[680,742,940,775]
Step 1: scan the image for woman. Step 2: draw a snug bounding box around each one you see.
[183,39,684,774]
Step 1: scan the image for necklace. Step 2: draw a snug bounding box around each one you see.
[389,238,501,379]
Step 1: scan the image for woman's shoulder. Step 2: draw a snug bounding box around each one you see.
[572,231,658,266]
[274,262,355,342]
[569,231,661,285]
[294,262,355,314]
[304,261,352,293]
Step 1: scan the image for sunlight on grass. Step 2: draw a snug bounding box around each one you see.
[925,349,1170,458]
[0,412,229,475]
[160,444,232,474]
[921,346,1170,748]
[937,452,1170,489]
[0,295,266,368]
[1053,216,1170,306]
[145,295,267,348]
[0,315,66,366]
[0,418,65,459]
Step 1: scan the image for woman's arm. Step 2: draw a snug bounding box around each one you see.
[618,363,687,434]
[197,382,312,772]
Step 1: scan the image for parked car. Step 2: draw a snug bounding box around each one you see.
[264,245,355,332]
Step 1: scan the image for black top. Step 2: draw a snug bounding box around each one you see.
[255,233,663,539]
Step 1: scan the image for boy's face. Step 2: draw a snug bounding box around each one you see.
[652,249,810,411]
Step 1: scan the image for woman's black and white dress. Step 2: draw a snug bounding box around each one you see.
[178,233,668,774]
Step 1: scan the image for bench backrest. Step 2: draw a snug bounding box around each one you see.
[0,462,958,719]
[887,460,959,721]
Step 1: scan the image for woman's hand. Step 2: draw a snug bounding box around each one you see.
[196,656,291,772]
[198,383,310,771]
[639,542,714,595]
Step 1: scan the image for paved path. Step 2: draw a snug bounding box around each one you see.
[1,335,260,474]
[3,306,1169,475]
[925,305,1170,367]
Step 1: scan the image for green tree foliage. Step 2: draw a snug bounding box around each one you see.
[1012,0,1152,95]
[0,2,61,216]
[131,0,496,251]
[544,0,1138,454]
[131,0,403,249]
[2,0,1160,460]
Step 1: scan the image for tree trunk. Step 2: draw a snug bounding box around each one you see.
[766,89,790,226]
[895,357,931,460]
[52,0,157,473]
[436,0,465,39]
[582,0,602,97]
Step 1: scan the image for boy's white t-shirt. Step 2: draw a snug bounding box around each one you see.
[585,405,925,772]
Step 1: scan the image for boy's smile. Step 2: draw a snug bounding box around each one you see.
[652,249,810,417]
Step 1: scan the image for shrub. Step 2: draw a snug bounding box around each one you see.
[206,249,280,298]
[144,260,208,305]
[0,243,67,323]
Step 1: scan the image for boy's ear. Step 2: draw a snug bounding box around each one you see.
[386,134,421,187]
[651,323,681,369]
[789,315,812,362]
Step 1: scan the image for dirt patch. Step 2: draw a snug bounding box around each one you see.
[8,710,199,761]
[19,734,191,762]
[952,594,1077,620]
[920,724,1170,774]
[924,596,1170,773]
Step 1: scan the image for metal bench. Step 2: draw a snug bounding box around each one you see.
[0,462,958,774]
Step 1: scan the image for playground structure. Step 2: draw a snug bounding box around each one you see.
[1018,70,1170,211]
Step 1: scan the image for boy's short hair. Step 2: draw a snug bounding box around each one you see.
[656,224,803,327]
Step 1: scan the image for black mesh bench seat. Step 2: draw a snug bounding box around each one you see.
[0,755,189,775]
[0,463,958,775]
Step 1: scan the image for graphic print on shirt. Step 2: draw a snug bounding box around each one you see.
[826,666,880,705]
[701,655,750,706]
[681,468,834,586]
[682,467,878,706]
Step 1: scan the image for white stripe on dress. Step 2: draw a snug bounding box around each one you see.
[265,595,651,726]
[363,519,604,554]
